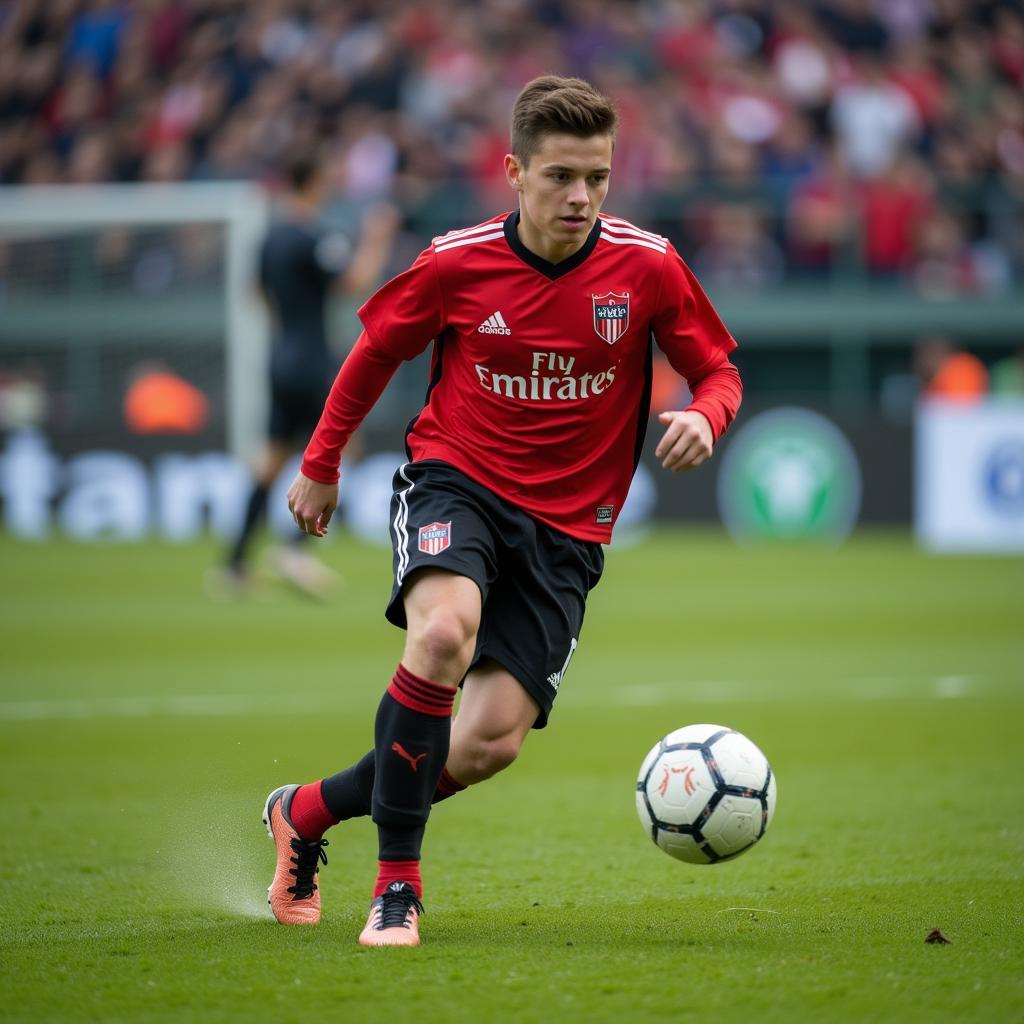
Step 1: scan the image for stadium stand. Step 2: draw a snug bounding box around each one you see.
[1,0,1022,291]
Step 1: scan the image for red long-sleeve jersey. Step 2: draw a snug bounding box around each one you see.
[302,211,742,543]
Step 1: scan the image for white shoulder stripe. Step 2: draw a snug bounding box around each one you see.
[601,222,666,244]
[434,229,506,253]
[601,213,660,231]
[600,217,666,245]
[434,221,505,245]
[437,220,503,240]
[600,232,667,254]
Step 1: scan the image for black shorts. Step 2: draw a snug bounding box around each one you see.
[268,372,330,445]
[385,460,604,729]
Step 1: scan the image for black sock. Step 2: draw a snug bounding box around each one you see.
[372,664,456,862]
[228,483,269,567]
[321,751,375,820]
[321,751,467,820]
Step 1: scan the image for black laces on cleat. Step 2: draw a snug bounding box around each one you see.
[287,837,328,901]
[377,883,424,930]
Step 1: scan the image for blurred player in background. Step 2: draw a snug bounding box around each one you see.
[222,145,398,596]
[266,76,742,946]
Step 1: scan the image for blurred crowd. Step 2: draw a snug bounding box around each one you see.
[1,0,1024,291]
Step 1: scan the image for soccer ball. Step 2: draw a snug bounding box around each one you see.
[636,723,777,864]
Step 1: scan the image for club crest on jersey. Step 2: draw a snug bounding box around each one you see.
[592,292,630,345]
[418,521,452,556]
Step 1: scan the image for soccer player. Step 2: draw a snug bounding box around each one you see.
[222,145,397,595]
[265,76,742,946]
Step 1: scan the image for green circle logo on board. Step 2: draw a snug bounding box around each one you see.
[717,408,862,542]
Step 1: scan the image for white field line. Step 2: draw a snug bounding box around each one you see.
[574,674,988,707]
[0,693,334,721]
[933,675,971,698]
[0,675,1002,721]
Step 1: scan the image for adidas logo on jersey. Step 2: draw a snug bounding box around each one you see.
[478,311,511,335]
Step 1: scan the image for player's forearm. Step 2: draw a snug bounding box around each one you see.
[685,362,743,442]
[300,331,402,483]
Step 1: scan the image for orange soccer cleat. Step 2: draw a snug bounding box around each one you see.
[358,881,423,947]
[262,784,328,925]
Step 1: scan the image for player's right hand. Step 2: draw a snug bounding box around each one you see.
[287,471,338,537]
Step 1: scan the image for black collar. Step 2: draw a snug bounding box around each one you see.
[503,210,601,281]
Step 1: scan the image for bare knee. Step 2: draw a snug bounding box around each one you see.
[458,733,522,783]
[406,606,476,680]
[402,571,481,685]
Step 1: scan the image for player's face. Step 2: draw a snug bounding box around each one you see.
[505,132,613,263]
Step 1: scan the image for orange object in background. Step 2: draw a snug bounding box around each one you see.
[124,369,209,434]
[649,353,690,415]
[924,352,989,403]
[915,337,989,405]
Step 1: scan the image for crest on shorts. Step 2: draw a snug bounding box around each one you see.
[418,521,452,556]
[592,292,630,345]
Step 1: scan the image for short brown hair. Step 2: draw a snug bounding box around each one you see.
[511,75,618,165]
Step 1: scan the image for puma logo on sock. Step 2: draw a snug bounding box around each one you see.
[391,741,428,772]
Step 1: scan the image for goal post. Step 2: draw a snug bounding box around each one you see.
[0,182,270,461]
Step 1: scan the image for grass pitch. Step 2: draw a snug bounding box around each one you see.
[0,529,1021,1023]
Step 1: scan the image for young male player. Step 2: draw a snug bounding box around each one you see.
[265,76,742,946]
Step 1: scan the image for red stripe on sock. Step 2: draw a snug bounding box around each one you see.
[436,767,467,797]
[387,665,456,717]
[391,675,451,708]
[387,680,451,716]
[396,665,457,705]
[393,667,454,700]
[374,859,423,899]
[289,782,340,840]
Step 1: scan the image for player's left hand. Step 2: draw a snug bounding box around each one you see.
[287,471,338,537]
[655,410,713,472]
